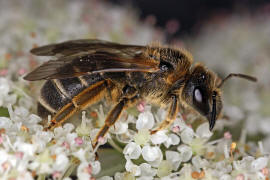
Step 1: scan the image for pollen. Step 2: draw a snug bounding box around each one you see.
[191,171,200,179]
[90,111,98,118]
[0,128,6,134]
[51,154,57,160]
[20,125,29,132]
[230,142,237,159]
[230,142,237,151]
[4,53,11,61]
[206,151,215,159]
[199,171,205,178]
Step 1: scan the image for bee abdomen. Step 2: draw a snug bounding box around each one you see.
[38,74,104,118]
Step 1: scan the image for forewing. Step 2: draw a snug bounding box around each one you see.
[30,39,142,56]
[25,40,159,81]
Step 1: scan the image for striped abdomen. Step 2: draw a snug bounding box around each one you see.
[37,74,104,119]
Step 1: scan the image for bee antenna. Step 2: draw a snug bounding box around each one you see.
[217,73,257,88]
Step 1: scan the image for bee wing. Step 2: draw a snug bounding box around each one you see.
[30,39,143,56]
[24,40,159,81]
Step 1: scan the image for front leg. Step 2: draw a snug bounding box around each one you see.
[151,95,178,134]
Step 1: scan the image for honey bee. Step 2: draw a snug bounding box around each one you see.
[24,39,257,148]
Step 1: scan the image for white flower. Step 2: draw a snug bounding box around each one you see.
[28,114,42,125]
[154,108,167,123]
[66,132,78,150]
[251,157,268,171]
[91,161,101,175]
[125,158,141,176]
[39,162,53,174]
[14,106,29,119]
[142,145,161,162]
[139,163,157,177]
[63,178,72,180]
[123,142,142,159]
[163,133,180,148]
[54,123,75,139]
[53,154,69,172]
[115,172,135,180]
[151,130,168,144]
[172,118,188,131]
[191,155,209,171]
[77,162,92,180]
[220,174,232,180]
[110,121,128,134]
[136,111,155,130]
[233,156,254,172]
[142,145,163,167]
[179,164,193,179]
[177,145,192,162]
[0,150,9,166]
[137,177,153,180]
[165,151,181,170]
[0,78,11,106]
[72,148,87,162]
[28,161,39,171]
[18,96,33,110]
[17,171,34,180]
[196,123,213,139]
[134,129,150,145]
[0,117,12,129]
[98,176,113,180]
[14,141,37,157]
[180,127,194,144]
[32,131,53,153]
[114,172,125,180]
[0,78,10,94]
[76,112,93,136]
[214,160,232,177]
[157,160,173,178]
[77,161,100,180]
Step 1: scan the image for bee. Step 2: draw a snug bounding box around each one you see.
[24,39,257,148]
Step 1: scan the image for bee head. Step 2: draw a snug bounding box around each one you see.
[182,64,222,131]
[182,63,257,131]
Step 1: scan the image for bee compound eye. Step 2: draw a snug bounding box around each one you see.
[194,88,202,103]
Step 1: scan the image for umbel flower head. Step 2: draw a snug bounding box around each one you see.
[0,0,270,179]
[0,76,269,180]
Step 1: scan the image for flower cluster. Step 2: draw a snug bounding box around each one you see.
[0,77,103,179]
[0,76,269,179]
[0,0,270,179]
[109,106,270,179]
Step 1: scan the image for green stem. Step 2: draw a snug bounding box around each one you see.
[108,138,123,153]
[60,157,80,180]
[37,174,46,180]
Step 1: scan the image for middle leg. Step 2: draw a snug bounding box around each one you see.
[93,95,139,149]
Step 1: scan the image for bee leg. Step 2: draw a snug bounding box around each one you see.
[93,95,139,149]
[151,95,178,134]
[46,80,109,131]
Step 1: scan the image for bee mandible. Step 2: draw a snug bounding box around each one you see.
[24,39,257,148]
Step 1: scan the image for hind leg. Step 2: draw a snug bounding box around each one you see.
[46,80,109,130]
